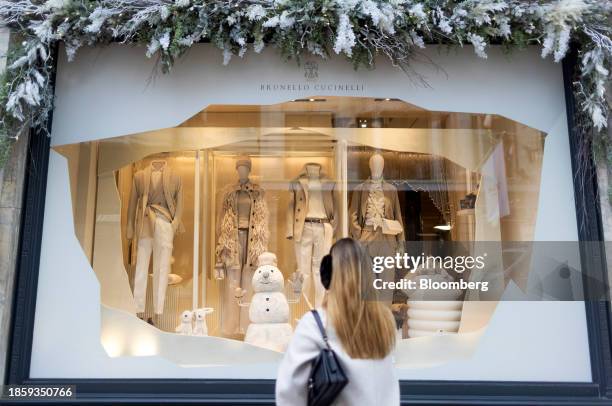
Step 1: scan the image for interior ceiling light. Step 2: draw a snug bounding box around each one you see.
[434,224,452,231]
[291,98,327,102]
[374,97,401,102]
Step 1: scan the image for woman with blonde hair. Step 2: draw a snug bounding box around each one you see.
[276,238,399,405]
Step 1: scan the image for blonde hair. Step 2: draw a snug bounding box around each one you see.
[325,238,396,359]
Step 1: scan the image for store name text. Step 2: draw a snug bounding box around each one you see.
[259,83,365,92]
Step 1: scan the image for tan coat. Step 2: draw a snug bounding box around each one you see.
[126,165,184,241]
[287,170,337,242]
[349,180,405,244]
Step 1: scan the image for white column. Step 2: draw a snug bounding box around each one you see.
[201,151,209,307]
[192,150,200,310]
[336,140,349,237]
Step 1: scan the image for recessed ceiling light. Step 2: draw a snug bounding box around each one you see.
[434,224,452,231]
[292,98,326,102]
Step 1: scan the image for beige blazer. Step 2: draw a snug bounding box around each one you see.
[126,165,184,241]
[286,170,337,242]
[349,180,405,243]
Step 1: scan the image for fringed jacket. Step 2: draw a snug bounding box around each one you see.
[215,181,269,271]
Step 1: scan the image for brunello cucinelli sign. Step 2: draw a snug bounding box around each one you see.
[258,60,365,93]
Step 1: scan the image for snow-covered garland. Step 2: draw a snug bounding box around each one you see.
[0,0,610,165]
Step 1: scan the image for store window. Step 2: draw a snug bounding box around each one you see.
[53,97,550,364]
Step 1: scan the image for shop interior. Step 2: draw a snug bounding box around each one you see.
[55,96,546,354]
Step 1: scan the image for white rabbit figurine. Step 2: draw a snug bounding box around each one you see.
[175,310,193,335]
[193,307,214,336]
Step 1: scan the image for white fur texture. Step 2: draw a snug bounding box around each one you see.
[193,307,214,336]
[175,310,193,335]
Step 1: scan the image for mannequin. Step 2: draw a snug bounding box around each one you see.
[215,156,269,336]
[349,153,405,303]
[127,159,184,325]
[287,163,336,307]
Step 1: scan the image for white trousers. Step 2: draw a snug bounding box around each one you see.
[134,217,174,315]
[294,222,332,308]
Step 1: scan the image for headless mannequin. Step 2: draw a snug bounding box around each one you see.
[226,164,252,335]
[349,153,404,306]
[290,163,333,307]
[147,160,168,228]
[216,158,269,337]
[305,164,326,219]
[128,159,181,326]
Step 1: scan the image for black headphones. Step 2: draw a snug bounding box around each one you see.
[320,254,333,290]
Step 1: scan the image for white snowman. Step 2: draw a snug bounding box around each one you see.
[244,252,293,352]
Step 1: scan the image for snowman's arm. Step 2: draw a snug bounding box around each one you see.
[235,288,250,307]
[286,273,305,304]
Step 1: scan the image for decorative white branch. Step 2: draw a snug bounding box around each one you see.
[0,0,609,164]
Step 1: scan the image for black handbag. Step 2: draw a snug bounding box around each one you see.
[307,310,349,406]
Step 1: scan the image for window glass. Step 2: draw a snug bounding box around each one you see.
[56,96,550,362]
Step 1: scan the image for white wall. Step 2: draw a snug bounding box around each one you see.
[29,44,591,381]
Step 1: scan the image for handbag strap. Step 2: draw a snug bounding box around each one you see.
[311,310,332,350]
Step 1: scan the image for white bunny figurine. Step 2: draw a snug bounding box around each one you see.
[193,307,214,336]
[175,310,193,335]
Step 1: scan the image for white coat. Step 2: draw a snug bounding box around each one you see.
[275,309,400,406]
